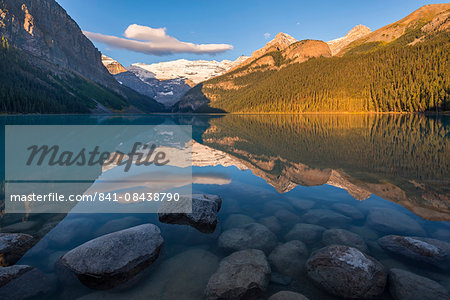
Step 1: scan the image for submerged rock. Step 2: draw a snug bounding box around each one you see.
[284,223,326,244]
[289,199,315,211]
[331,203,365,221]
[205,249,271,300]
[258,216,282,233]
[378,235,450,270]
[218,223,277,254]
[94,216,142,237]
[322,229,368,252]
[60,224,164,289]
[0,265,55,299]
[301,209,352,227]
[223,214,255,230]
[0,233,35,266]
[46,217,95,248]
[275,209,301,226]
[269,291,310,300]
[158,194,222,233]
[366,208,425,236]
[269,240,309,277]
[388,268,450,300]
[306,245,387,299]
[270,272,292,286]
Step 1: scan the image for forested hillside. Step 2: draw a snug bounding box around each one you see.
[180,31,449,113]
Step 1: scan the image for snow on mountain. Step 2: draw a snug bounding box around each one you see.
[132,56,249,84]
[327,25,372,55]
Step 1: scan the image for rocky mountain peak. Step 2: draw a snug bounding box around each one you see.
[271,32,297,47]
[101,55,127,75]
[327,25,372,55]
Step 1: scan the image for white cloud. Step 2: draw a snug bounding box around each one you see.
[84,24,233,56]
[264,33,271,39]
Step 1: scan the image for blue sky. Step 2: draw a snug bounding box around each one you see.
[57,0,449,66]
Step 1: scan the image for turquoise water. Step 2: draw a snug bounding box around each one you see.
[1,114,449,299]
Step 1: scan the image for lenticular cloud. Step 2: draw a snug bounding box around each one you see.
[83,24,233,56]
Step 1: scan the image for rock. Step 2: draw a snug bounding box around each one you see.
[223,214,255,230]
[218,223,277,254]
[258,216,282,233]
[285,224,326,244]
[389,268,450,300]
[60,224,164,289]
[306,245,387,299]
[378,235,450,270]
[331,203,365,220]
[0,266,55,299]
[275,209,301,226]
[0,265,33,287]
[0,233,35,266]
[205,249,271,300]
[46,217,95,248]
[289,199,315,211]
[366,208,425,236]
[94,217,141,237]
[269,291,310,300]
[263,201,293,214]
[79,248,219,300]
[158,194,222,233]
[270,272,292,285]
[322,229,368,252]
[269,240,309,277]
[301,209,352,227]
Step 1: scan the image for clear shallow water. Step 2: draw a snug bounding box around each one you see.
[0,114,449,299]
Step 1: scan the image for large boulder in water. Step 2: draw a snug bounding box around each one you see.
[388,268,450,300]
[158,194,222,233]
[59,224,164,289]
[306,245,387,299]
[218,223,277,254]
[0,233,35,266]
[366,208,425,236]
[378,235,450,270]
[205,249,271,300]
[268,240,309,277]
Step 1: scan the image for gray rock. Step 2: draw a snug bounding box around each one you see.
[0,265,33,287]
[269,291,310,300]
[159,194,222,233]
[0,221,39,233]
[270,272,292,286]
[331,203,365,220]
[389,268,450,300]
[60,224,164,289]
[367,208,425,236]
[289,199,315,211]
[0,233,35,266]
[285,224,326,244]
[306,245,387,299]
[275,209,301,225]
[322,229,368,252]
[223,214,255,230]
[301,209,352,227]
[259,216,282,233]
[205,249,271,300]
[0,266,55,299]
[378,235,450,270]
[269,240,309,277]
[218,223,278,254]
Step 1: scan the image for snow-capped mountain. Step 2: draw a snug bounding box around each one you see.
[327,25,372,55]
[132,56,249,85]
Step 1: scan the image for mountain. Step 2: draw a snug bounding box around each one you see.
[339,3,450,55]
[101,55,127,75]
[174,4,450,113]
[132,56,249,85]
[0,0,163,113]
[327,25,372,55]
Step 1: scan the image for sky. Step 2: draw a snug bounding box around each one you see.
[57,0,449,66]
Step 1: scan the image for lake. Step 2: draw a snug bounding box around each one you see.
[0,114,449,299]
